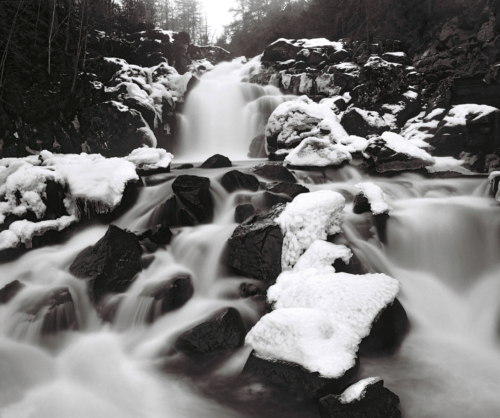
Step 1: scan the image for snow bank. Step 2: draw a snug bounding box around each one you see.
[126,147,173,172]
[0,151,140,250]
[339,377,382,404]
[355,182,391,215]
[246,271,400,378]
[283,137,352,167]
[275,190,346,270]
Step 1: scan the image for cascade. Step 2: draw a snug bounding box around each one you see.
[1,59,500,418]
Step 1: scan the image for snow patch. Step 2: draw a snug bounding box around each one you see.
[340,377,382,404]
[355,182,391,215]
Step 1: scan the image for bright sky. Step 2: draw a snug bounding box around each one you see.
[202,0,235,38]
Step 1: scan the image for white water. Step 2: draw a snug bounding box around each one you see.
[175,57,294,162]
[2,60,500,418]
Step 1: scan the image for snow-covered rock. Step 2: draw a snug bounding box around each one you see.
[293,240,352,274]
[0,151,139,251]
[354,183,391,215]
[341,107,390,138]
[363,131,435,173]
[275,190,346,270]
[246,271,401,378]
[126,147,173,175]
[265,96,348,160]
[283,137,352,168]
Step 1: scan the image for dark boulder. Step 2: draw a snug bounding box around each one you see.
[221,170,260,193]
[374,213,390,245]
[69,225,143,303]
[172,175,213,223]
[235,203,256,223]
[353,193,371,214]
[175,163,194,169]
[341,108,390,138]
[376,90,422,128]
[200,154,232,168]
[175,307,247,353]
[318,379,401,418]
[140,274,194,323]
[227,204,285,282]
[150,196,196,228]
[252,162,296,183]
[265,182,309,199]
[358,298,409,356]
[253,191,290,210]
[0,280,25,304]
[243,351,360,400]
[248,133,267,158]
[135,222,173,246]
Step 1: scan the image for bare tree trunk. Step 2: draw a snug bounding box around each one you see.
[0,0,24,98]
[48,0,57,75]
[65,0,72,54]
[71,0,85,93]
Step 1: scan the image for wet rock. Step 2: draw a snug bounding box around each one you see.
[358,298,409,356]
[353,193,371,214]
[99,294,125,323]
[0,280,25,304]
[175,163,194,169]
[78,101,156,158]
[141,274,194,323]
[19,287,78,334]
[141,255,156,270]
[243,351,360,400]
[178,208,196,226]
[200,154,232,168]
[151,196,195,227]
[239,282,265,298]
[255,191,290,210]
[136,222,173,246]
[252,162,296,183]
[341,108,390,137]
[235,203,256,223]
[265,182,309,199]
[318,379,401,418]
[175,307,247,353]
[248,133,267,158]
[374,213,390,244]
[221,170,260,193]
[172,175,213,222]
[69,225,143,303]
[227,204,285,282]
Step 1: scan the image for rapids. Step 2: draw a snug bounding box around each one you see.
[1,60,500,418]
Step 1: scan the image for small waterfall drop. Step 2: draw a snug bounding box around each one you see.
[175,57,293,161]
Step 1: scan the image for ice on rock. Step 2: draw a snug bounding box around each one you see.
[126,147,173,172]
[284,137,352,167]
[355,182,391,215]
[275,190,346,270]
[293,240,352,274]
[246,271,401,378]
[339,377,382,404]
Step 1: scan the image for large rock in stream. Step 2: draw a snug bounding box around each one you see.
[221,170,260,193]
[172,175,213,223]
[0,280,25,304]
[69,225,143,303]
[175,307,247,353]
[226,204,285,282]
[243,351,360,400]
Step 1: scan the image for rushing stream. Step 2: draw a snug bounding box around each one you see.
[1,60,500,418]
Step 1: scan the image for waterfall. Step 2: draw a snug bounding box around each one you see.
[174,57,293,161]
